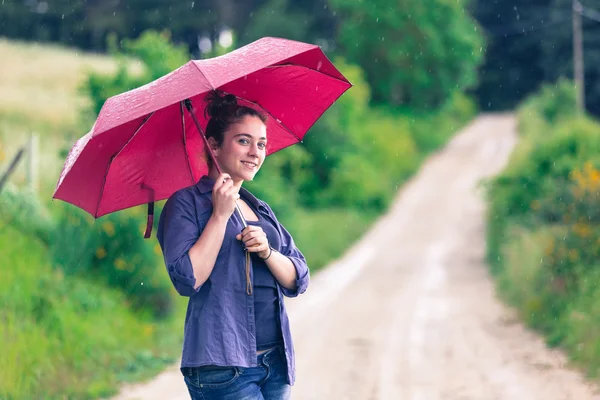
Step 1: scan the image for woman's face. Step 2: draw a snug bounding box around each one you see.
[213,115,267,184]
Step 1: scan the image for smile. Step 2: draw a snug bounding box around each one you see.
[241,161,257,169]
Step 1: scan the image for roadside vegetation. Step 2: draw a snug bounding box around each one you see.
[486,78,600,378]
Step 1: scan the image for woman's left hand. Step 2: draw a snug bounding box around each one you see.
[236,226,270,259]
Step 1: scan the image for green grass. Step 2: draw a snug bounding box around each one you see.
[0,220,187,399]
[0,37,140,200]
[284,208,377,273]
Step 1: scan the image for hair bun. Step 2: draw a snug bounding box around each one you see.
[205,90,238,119]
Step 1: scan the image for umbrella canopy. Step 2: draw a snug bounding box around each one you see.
[53,37,351,228]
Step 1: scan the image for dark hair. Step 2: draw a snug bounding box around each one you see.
[204,90,267,148]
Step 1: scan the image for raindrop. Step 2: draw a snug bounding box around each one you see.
[61,14,64,19]
[113,11,116,16]
[191,1,194,8]
[376,17,379,22]
[141,282,144,285]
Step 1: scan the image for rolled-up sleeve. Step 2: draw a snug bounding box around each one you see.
[157,190,206,297]
[269,211,310,298]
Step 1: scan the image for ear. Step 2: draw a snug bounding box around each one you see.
[207,137,220,155]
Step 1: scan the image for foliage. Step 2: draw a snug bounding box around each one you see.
[0,183,54,245]
[248,58,476,214]
[329,0,485,108]
[283,208,378,272]
[81,30,189,119]
[50,203,172,318]
[486,80,600,376]
[0,223,184,400]
[472,0,600,117]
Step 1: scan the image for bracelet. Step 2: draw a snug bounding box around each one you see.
[260,245,274,261]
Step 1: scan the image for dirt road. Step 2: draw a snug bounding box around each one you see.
[111,114,600,400]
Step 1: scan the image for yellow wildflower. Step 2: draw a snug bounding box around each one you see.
[102,221,115,237]
[114,258,127,271]
[96,247,107,259]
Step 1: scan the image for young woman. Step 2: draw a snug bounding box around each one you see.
[157,90,310,400]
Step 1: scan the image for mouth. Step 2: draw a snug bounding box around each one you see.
[241,161,258,170]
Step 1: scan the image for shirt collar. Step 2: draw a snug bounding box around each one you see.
[196,175,267,213]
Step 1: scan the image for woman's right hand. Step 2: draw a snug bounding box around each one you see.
[211,173,240,221]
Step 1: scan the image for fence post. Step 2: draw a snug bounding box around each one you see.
[0,148,25,195]
[27,132,38,192]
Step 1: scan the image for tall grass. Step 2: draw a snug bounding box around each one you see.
[0,38,139,198]
[0,221,187,399]
[486,79,600,378]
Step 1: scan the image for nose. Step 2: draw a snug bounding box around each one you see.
[248,142,260,157]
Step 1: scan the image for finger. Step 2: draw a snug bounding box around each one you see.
[213,173,231,191]
[243,225,262,234]
[243,235,268,248]
[242,229,265,241]
[245,243,267,253]
[241,226,258,236]
[220,173,231,183]
[243,237,261,247]
[219,181,234,195]
[226,186,239,197]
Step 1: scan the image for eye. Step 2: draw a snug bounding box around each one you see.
[258,142,267,149]
[238,138,249,145]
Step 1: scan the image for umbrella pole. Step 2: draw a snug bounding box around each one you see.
[183,99,248,229]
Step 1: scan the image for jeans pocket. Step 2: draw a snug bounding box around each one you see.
[195,365,240,389]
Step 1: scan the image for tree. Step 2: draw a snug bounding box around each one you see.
[328,0,485,108]
[471,0,600,116]
[240,0,337,46]
[471,0,555,111]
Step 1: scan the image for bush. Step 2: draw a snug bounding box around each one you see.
[81,30,189,119]
[50,202,173,318]
[520,78,577,126]
[0,224,182,399]
[486,78,600,376]
[0,183,54,244]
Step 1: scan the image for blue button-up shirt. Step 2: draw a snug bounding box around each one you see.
[156,175,310,385]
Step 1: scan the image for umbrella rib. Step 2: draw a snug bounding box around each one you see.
[191,62,216,90]
[265,63,352,87]
[180,101,195,184]
[221,91,302,143]
[94,111,155,218]
[220,63,351,145]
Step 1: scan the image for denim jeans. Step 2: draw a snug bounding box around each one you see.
[181,345,291,400]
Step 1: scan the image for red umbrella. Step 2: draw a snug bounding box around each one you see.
[52,37,352,237]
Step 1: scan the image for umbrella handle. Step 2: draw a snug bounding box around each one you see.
[183,99,248,229]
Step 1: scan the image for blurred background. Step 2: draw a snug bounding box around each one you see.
[2,0,600,398]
